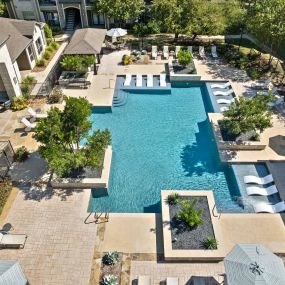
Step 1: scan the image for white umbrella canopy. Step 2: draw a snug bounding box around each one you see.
[106,28,127,38]
[224,244,285,285]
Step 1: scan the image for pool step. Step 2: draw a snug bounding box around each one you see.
[113,92,128,107]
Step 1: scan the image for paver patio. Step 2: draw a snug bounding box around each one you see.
[1,188,97,285]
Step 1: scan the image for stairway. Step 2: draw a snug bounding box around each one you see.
[113,92,128,107]
[65,10,75,32]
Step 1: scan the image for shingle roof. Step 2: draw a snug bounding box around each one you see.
[64,28,107,55]
[0,18,43,62]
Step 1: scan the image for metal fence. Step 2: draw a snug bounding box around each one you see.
[0,141,14,181]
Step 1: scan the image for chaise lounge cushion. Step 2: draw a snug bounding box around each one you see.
[0,232,27,248]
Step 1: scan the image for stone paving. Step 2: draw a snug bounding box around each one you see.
[130,261,225,285]
[1,188,97,285]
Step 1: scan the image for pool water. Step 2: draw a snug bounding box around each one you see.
[88,83,243,213]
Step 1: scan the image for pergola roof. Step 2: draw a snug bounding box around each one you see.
[64,28,107,55]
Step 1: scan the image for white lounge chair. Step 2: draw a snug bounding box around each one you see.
[211,45,218,58]
[253,201,285,213]
[124,74,132,86]
[160,74,167,87]
[199,46,206,58]
[151,46,157,59]
[246,185,278,196]
[268,96,283,107]
[220,106,229,112]
[28,107,47,122]
[213,89,234,96]
[217,98,235,104]
[138,275,151,285]
[163,46,169,59]
[167,277,179,285]
[188,46,192,53]
[211,82,231,89]
[175,46,181,57]
[244,174,273,185]
[21,117,37,132]
[136,74,143,87]
[0,232,27,248]
[147,74,153,87]
[251,78,272,89]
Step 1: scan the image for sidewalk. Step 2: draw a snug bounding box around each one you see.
[30,42,68,96]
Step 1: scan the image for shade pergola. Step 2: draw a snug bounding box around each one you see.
[0,261,28,285]
[64,28,107,73]
[224,244,285,285]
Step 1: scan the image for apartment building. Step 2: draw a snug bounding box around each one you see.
[6,0,107,31]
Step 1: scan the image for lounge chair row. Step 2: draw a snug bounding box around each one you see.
[243,174,285,213]
[137,275,178,285]
[151,45,218,59]
[124,74,167,88]
[21,107,48,132]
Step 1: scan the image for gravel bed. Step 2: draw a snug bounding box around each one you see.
[172,61,197,74]
[169,196,215,250]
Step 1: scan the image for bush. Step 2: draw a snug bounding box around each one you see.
[14,146,29,162]
[51,26,61,35]
[146,21,160,34]
[44,24,53,39]
[101,275,118,285]
[177,50,193,67]
[247,68,262,80]
[48,87,64,104]
[102,251,119,265]
[49,42,59,50]
[60,55,95,72]
[122,54,133,65]
[22,76,35,85]
[167,193,180,205]
[21,76,35,98]
[203,236,218,249]
[43,51,51,60]
[36,58,46,67]
[11,96,28,111]
[0,179,12,215]
[46,46,53,53]
[178,199,203,229]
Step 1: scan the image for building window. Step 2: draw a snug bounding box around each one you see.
[43,11,60,26]
[92,13,104,25]
[22,11,35,20]
[27,45,34,62]
[35,38,43,54]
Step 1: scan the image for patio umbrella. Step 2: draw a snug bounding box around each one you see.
[269,135,285,156]
[106,28,127,43]
[224,244,285,285]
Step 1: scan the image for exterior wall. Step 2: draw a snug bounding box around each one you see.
[0,43,22,99]
[16,49,33,70]
[10,0,42,21]
[32,24,47,59]
[0,76,5,91]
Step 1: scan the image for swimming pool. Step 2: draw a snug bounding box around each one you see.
[88,82,244,213]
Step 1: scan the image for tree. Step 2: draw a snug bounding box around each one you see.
[177,49,192,66]
[0,0,5,17]
[33,97,111,177]
[221,95,273,138]
[94,0,145,27]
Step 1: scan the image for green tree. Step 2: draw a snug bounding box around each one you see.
[0,0,5,17]
[221,95,273,137]
[33,97,111,177]
[94,0,145,27]
[177,49,192,66]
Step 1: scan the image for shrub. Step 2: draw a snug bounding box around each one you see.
[48,87,64,104]
[0,179,12,215]
[22,76,35,85]
[49,42,59,50]
[167,193,180,205]
[43,51,51,60]
[146,21,160,34]
[36,58,46,67]
[203,236,218,249]
[247,68,262,80]
[122,54,133,65]
[14,146,29,162]
[101,275,118,285]
[21,76,35,98]
[51,26,61,35]
[178,199,203,229]
[11,96,28,111]
[102,251,119,265]
[44,24,53,39]
[177,50,193,67]
[60,55,95,72]
[46,46,53,53]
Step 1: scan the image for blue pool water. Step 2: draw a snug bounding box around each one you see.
[88,82,243,213]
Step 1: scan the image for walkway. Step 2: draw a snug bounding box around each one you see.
[1,187,97,285]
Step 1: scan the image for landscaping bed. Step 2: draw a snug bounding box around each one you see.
[0,179,12,215]
[172,60,196,74]
[169,196,215,250]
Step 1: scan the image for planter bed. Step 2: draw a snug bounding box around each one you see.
[169,196,215,250]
